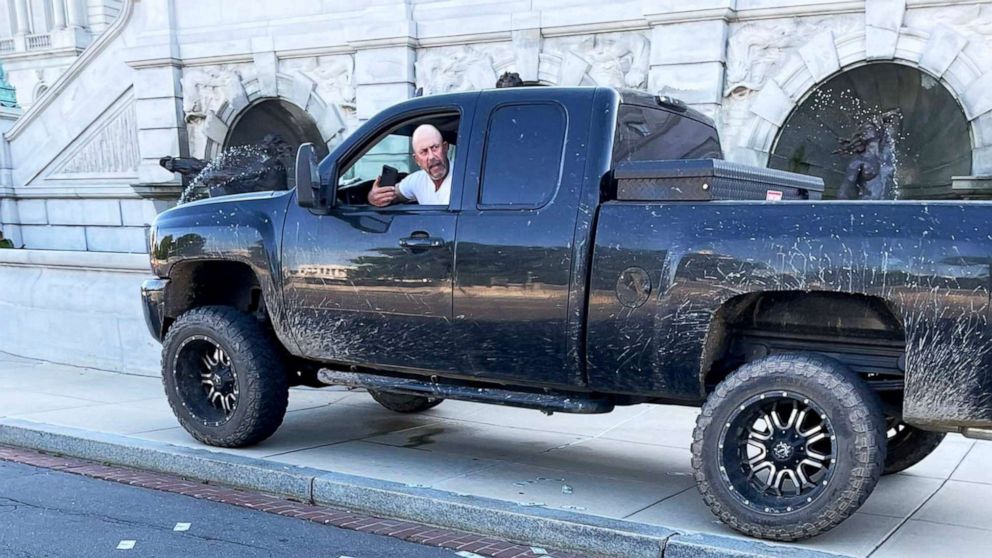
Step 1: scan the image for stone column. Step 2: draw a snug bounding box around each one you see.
[65,0,86,28]
[51,0,67,30]
[643,1,735,120]
[13,0,31,34]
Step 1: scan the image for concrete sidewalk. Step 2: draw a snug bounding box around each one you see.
[1,351,989,557]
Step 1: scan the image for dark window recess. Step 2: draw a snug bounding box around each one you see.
[481,104,566,207]
[613,104,723,163]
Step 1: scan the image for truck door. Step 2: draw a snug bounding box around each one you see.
[281,108,471,373]
[453,90,593,387]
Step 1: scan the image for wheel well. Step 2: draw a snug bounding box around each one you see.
[164,261,264,332]
[701,291,907,399]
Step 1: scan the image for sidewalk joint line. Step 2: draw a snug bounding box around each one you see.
[621,485,695,520]
[865,442,979,557]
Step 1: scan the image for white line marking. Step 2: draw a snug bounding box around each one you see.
[116,540,136,550]
[174,523,191,532]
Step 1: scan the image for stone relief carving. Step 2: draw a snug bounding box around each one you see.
[415,44,513,95]
[724,16,859,96]
[905,5,992,45]
[416,32,648,94]
[280,55,356,111]
[180,64,256,123]
[181,64,257,158]
[544,32,650,88]
[51,102,139,176]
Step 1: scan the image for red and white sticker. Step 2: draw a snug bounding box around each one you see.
[765,190,783,201]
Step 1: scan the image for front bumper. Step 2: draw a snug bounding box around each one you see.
[140,278,170,342]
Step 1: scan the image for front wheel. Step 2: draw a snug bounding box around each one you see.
[692,354,886,541]
[162,306,289,447]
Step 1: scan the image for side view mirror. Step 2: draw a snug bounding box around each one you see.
[295,143,323,209]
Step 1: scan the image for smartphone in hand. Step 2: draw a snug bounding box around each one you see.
[380,165,399,187]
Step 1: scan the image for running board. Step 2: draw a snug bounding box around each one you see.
[316,369,614,414]
[961,427,992,441]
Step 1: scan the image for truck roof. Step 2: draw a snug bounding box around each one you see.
[387,86,716,129]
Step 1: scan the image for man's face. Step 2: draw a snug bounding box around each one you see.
[413,135,449,181]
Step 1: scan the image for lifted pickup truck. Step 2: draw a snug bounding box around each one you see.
[142,86,992,541]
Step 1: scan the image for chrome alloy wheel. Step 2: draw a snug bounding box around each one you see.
[172,335,240,426]
[719,392,835,514]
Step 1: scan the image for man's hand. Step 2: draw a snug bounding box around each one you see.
[368,176,398,207]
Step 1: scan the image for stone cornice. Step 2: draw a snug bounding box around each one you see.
[346,36,419,50]
[125,57,182,70]
[4,0,136,141]
[733,1,863,22]
[0,46,85,63]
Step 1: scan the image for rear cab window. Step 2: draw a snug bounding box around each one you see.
[479,103,566,209]
[613,104,723,163]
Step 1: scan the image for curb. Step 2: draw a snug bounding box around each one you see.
[0,418,846,558]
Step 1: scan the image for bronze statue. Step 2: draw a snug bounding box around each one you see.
[835,109,901,200]
[161,134,293,203]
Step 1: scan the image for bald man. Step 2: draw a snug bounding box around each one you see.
[368,124,451,207]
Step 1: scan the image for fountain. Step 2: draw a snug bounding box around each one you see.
[834,109,901,200]
[160,134,293,204]
[770,64,973,200]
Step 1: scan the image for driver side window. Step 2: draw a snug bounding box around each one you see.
[335,113,459,207]
[338,134,415,198]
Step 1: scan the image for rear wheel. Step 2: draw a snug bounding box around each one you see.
[692,353,886,541]
[369,390,443,413]
[162,306,288,447]
[884,418,946,475]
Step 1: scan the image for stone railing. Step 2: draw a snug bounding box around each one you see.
[26,34,52,50]
[0,38,14,53]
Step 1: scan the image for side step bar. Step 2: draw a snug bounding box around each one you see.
[317,369,614,414]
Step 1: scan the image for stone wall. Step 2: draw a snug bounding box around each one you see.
[0,249,158,375]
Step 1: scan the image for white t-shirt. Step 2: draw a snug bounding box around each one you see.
[396,169,451,206]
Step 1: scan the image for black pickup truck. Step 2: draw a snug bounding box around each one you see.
[142,86,992,541]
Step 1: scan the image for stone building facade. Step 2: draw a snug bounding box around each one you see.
[2,0,992,372]
[0,1,125,109]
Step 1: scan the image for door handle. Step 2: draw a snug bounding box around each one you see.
[399,236,444,249]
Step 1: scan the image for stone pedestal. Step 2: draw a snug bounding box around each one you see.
[949,176,992,200]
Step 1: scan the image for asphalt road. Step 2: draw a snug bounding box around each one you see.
[0,460,456,558]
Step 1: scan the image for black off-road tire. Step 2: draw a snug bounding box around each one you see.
[162,306,289,448]
[369,390,443,413]
[692,353,886,541]
[884,420,946,475]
